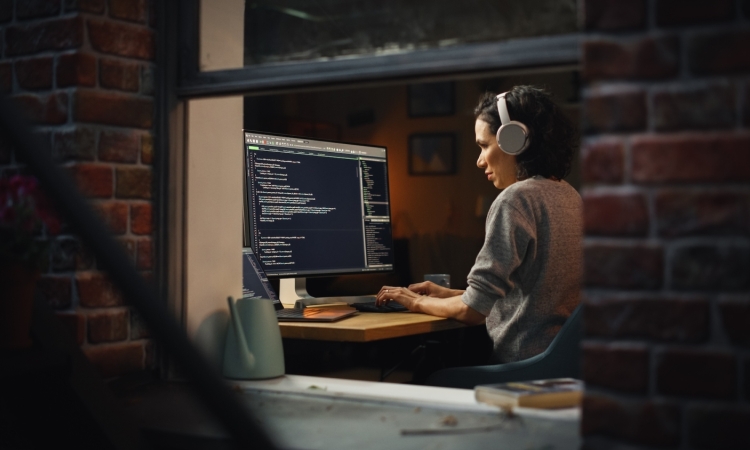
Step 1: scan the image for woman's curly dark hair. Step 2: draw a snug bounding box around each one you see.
[474,85,578,181]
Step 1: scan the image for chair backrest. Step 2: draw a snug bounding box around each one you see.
[425,303,583,388]
[535,303,583,378]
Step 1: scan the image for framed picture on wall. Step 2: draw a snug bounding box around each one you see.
[408,133,456,175]
[407,81,454,117]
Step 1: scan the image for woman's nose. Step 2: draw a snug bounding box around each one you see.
[477,154,485,168]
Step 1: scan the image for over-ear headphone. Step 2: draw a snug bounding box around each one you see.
[495,92,530,155]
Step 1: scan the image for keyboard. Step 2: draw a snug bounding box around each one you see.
[350,301,409,313]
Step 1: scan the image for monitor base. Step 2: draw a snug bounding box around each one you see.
[278,278,375,309]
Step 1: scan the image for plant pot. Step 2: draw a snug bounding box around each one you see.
[0,263,39,349]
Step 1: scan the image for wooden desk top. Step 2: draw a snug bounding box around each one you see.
[278,312,465,342]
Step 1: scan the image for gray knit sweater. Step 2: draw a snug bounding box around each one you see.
[462,176,582,363]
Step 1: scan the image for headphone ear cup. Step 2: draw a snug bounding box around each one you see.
[496,122,529,155]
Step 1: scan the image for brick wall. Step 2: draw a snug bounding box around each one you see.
[0,0,156,378]
[581,0,750,448]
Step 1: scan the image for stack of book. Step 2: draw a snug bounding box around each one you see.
[474,378,583,409]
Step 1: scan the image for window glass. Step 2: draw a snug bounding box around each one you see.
[244,0,577,66]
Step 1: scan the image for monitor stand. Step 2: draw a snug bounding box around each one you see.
[278,278,376,309]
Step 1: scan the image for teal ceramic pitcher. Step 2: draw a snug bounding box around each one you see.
[223,296,285,379]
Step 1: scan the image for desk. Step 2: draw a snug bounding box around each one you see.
[278,312,465,342]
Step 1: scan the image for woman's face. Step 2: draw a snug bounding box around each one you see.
[475,119,517,190]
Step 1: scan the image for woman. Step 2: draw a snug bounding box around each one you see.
[376,85,582,363]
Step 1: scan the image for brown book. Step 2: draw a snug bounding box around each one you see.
[474,378,583,409]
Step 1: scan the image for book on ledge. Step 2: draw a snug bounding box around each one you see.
[474,378,583,409]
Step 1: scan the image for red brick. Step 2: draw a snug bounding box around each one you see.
[116,166,151,199]
[99,58,139,92]
[5,16,84,56]
[74,90,153,128]
[56,52,97,87]
[118,237,136,261]
[88,18,155,60]
[50,236,94,271]
[55,312,86,345]
[0,62,11,93]
[583,191,648,236]
[688,30,750,75]
[718,298,750,347]
[15,57,53,90]
[130,309,150,339]
[687,405,750,450]
[584,297,710,342]
[17,0,61,19]
[13,93,68,125]
[109,0,148,23]
[64,0,105,13]
[98,130,139,163]
[632,133,750,184]
[581,139,625,184]
[584,0,646,31]
[581,394,680,446]
[53,126,97,161]
[656,0,735,26]
[583,343,649,393]
[655,190,750,237]
[583,90,647,133]
[136,238,152,270]
[76,271,123,307]
[83,342,144,378]
[92,200,128,234]
[66,164,113,198]
[130,202,152,235]
[141,133,153,164]
[584,243,663,289]
[583,36,679,81]
[671,244,750,290]
[656,349,736,399]
[87,309,128,343]
[653,84,736,131]
[36,275,72,309]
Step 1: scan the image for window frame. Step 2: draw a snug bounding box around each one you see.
[176,0,581,98]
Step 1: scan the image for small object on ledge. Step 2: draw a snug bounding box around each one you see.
[474,378,583,410]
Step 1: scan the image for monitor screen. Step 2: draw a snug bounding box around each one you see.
[243,130,395,277]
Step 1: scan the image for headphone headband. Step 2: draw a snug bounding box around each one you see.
[496,92,511,125]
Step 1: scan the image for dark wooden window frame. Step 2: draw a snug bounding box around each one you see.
[175,0,581,99]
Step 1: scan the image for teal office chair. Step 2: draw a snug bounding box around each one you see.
[426,304,583,389]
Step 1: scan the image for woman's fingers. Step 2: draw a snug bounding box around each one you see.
[408,281,429,294]
[376,286,397,306]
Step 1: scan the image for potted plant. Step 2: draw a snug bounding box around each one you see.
[0,175,60,349]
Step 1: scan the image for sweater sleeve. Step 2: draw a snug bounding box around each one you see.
[462,198,536,316]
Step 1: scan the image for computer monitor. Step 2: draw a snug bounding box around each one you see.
[242,130,395,304]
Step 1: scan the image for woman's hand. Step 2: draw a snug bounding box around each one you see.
[407,281,457,298]
[376,286,423,312]
[376,285,485,325]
